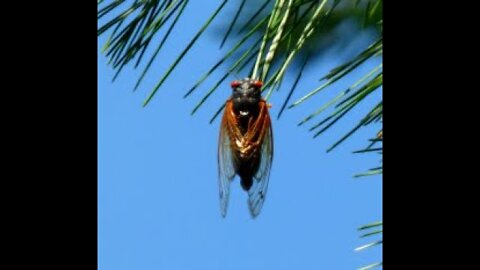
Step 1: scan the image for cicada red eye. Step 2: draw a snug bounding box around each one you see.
[253,80,263,88]
[231,80,241,88]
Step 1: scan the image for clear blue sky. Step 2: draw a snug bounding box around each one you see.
[98,1,382,269]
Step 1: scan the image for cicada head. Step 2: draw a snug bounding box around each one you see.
[230,78,263,118]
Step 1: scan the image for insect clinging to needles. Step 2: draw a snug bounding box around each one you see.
[218,78,273,218]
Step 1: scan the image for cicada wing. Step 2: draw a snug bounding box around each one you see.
[248,107,273,218]
[218,104,236,217]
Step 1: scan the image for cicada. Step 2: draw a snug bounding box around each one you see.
[218,78,273,218]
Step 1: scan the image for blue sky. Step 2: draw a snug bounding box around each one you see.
[98,1,382,269]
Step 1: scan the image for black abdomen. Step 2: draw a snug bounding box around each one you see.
[236,152,260,191]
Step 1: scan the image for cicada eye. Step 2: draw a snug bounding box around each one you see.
[253,80,263,88]
[231,80,241,88]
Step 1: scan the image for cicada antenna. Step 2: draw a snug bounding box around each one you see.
[231,72,241,80]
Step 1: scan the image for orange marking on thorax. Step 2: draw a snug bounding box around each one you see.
[224,99,270,160]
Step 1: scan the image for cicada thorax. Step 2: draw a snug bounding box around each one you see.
[230,78,263,133]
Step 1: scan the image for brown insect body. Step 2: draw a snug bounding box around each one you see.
[224,99,269,190]
[218,78,273,218]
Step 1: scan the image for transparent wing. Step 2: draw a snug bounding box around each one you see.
[218,105,236,217]
[248,108,273,218]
